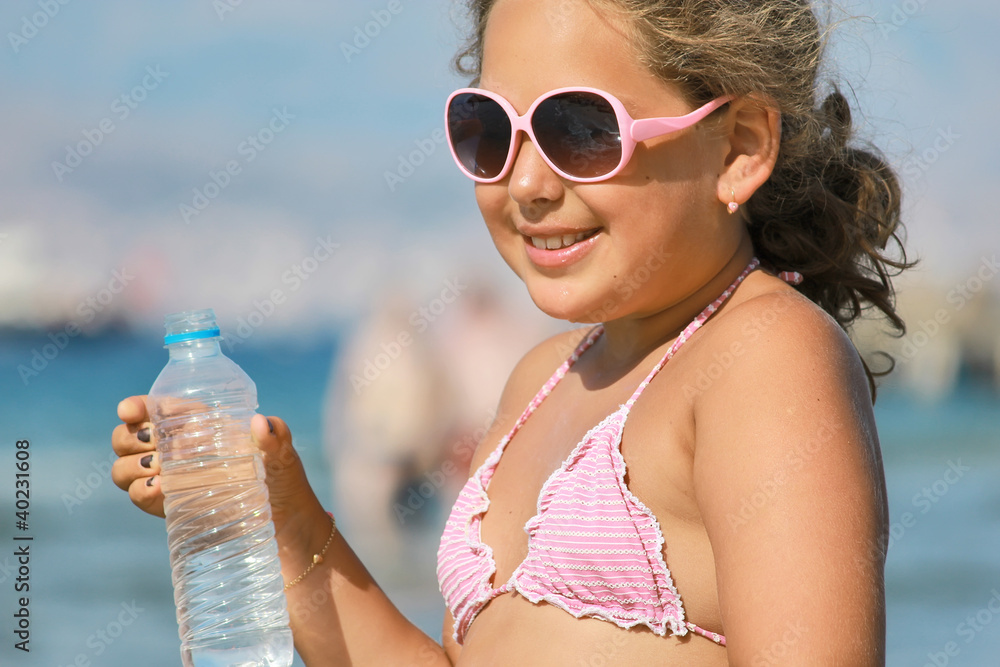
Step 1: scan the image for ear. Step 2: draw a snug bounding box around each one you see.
[715,95,781,210]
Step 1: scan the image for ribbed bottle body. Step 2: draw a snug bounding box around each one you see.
[149,310,292,667]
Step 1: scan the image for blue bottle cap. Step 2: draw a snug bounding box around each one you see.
[164,328,221,345]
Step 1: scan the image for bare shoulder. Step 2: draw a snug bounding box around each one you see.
[698,288,872,409]
[465,327,594,473]
[691,288,882,503]
[689,289,888,662]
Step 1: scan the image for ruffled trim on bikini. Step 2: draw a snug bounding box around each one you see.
[438,256,801,648]
[607,408,689,637]
[442,329,605,644]
[514,406,691,637]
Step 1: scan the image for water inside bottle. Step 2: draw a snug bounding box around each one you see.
[151,309,292,667]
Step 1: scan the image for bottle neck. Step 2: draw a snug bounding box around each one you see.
[166,338,223,360]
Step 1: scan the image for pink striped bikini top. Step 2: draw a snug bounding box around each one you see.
[437,257,802,647]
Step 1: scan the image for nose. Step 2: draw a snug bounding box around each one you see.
[506,133,565,217]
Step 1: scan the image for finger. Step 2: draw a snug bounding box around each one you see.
[251,414,298,471]
[117,395,149,424]
[128,475,165,518]
[112,451,160,491]
[111,422,155,457]
[251,413,281,451]
[250,414,307,506]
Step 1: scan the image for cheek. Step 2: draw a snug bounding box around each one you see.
[474,184,525,273]
[475,184,509,239]
[628,128,721,193]
[599,141,724,247]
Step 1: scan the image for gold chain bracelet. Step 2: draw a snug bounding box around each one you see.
[284,513,337,591]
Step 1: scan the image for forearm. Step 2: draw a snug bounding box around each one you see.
[279,505,451,666]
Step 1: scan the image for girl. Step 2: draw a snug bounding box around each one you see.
[112,0,911,663]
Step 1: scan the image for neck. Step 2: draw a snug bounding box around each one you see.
[597,238,756,367]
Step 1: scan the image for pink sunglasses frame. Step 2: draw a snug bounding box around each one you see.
[445,86,733,184]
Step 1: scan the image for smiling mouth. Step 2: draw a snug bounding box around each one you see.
[527,229,600,250]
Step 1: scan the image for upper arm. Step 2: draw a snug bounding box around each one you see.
[694,294,887,665]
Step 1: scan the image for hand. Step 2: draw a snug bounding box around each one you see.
[111,396,325,536]
[246,413,327,540]
[111,395,163,517]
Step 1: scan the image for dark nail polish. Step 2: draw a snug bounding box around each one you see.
[137,427,150,443]
[267,418,274,434]
[140,454,153,469]
[146,476,156,487]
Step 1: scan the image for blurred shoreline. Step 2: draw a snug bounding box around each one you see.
[6,256,998,403]
[1,326,997,665]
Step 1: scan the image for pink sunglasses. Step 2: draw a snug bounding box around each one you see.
[445,86,732,183]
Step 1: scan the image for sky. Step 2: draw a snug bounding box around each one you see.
[0,0,996,338]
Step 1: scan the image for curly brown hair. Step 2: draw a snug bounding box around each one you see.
[452,0,916,401]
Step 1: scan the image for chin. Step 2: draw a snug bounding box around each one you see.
[525,283,612,325]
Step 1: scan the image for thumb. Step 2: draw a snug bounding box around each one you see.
[250,414,310,512]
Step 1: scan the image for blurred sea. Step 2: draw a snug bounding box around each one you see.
[0,330,998,666]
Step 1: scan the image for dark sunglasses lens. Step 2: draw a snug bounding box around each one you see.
[533,92,622,178]
[447,93,511,179]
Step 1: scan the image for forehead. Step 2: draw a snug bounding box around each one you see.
[480,0,682,114]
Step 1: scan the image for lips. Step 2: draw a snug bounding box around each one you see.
[522,228,601,268]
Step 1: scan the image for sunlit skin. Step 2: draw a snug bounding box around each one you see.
[112,0,888,664]
[447,0,886,664]
[473,5,785,362]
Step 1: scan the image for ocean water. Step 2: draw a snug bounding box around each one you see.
[0,331,997,666]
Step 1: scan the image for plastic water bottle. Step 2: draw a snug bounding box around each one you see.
[148,309,293,667]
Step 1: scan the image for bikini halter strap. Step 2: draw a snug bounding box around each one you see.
[623,256,802,409]
[485,256,803,466]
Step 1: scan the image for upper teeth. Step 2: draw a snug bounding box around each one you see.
[531,232,590,250]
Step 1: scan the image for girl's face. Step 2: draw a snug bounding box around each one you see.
[476,0,748,323]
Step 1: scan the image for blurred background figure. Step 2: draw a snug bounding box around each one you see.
[322,264,558,580]
[2,1,999,664]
